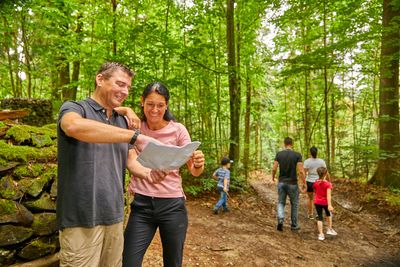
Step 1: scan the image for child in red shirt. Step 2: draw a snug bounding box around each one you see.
[313,167,337,240]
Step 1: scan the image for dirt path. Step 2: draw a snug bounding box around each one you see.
[142,172,400,266]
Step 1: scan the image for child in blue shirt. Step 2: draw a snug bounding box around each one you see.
[213,157,232,214]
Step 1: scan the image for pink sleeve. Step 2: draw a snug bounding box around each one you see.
[176,123,191,146]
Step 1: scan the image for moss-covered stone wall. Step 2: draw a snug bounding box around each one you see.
[1,98,54,126]
[0,122,58,266]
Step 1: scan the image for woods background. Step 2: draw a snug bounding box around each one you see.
[1,0,399,188]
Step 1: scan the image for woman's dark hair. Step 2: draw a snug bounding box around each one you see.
[310,146,318,158]
[141,82,176,122]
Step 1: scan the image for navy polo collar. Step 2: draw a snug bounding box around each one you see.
[86,97,118,116]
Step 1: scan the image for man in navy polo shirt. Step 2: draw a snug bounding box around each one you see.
[57,62,163,267]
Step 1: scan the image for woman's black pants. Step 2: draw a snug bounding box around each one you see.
[123,194,188,267]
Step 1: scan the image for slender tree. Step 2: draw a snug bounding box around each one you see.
[226,0,240,162]
[323,0,331,168]
[244,74,251,178]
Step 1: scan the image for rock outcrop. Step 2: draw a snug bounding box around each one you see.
[0,121,58,265]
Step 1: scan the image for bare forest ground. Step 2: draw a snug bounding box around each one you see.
[142,171,400,267]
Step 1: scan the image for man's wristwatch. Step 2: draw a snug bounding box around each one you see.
[129,130,140,145]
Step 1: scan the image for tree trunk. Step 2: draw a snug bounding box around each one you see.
[70,13,83,101]
[20,10,32,98]
[304,69,310,155]
[236,3,241,161]
[59,59,71,101]
[254,120,259,168]
[330,89,336,170]
[71,61,80,101]
[112,0,118,56]
[244,75,252,178]
[2,15,16,96]
[226,0,239,162]
[162,0,171,81]
[323,0,331,168]
[284,86,289,136]
[371,0,400,187]
[213,23,222,161]
[352,85,358,176]
[12,29,22,97]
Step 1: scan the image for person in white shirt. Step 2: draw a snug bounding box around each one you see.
[304,147,330,219]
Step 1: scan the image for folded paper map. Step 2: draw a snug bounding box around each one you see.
[137,141,201,170]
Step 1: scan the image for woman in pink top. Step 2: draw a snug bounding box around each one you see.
[123,82,205,267]
[313,167,337,241]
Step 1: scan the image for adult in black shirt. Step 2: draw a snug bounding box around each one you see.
[272,137,305,231]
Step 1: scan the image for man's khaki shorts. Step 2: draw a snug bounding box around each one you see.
[59,222,123,267]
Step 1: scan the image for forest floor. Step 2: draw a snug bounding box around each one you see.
[142,171,400,267]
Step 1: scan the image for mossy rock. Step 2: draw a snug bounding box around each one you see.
[42,123,57,131]
[31,132,54,147]
[0,248,16,266]
[18,235,58,260]
[0,122,9,139]
[0,161,19,175]
[17,165,56,197]
[0,175,23,200]
[0,140,57,163]
[0,199,33,225]
[5,125,30,144]
[50,178,57,198]
[19,177,52,198]
[42,164,57,179]
[13,163,45,178]
[32,213,57,236]
[0,225,33,246]
[0,158,8,169]
[24,193,56,212]
[0,198,16,214]
[5,124,57,147]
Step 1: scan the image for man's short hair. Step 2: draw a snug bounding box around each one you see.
[95,62,135,86]
[310,146,318,158]
[284,137,293,146]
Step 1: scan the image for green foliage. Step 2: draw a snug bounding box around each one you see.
[385,194,400,206]
[230,174,248,193]
[0,0,393,189]
[389,186,400,194]
[184,178,216,197]
[386,186,400,206]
